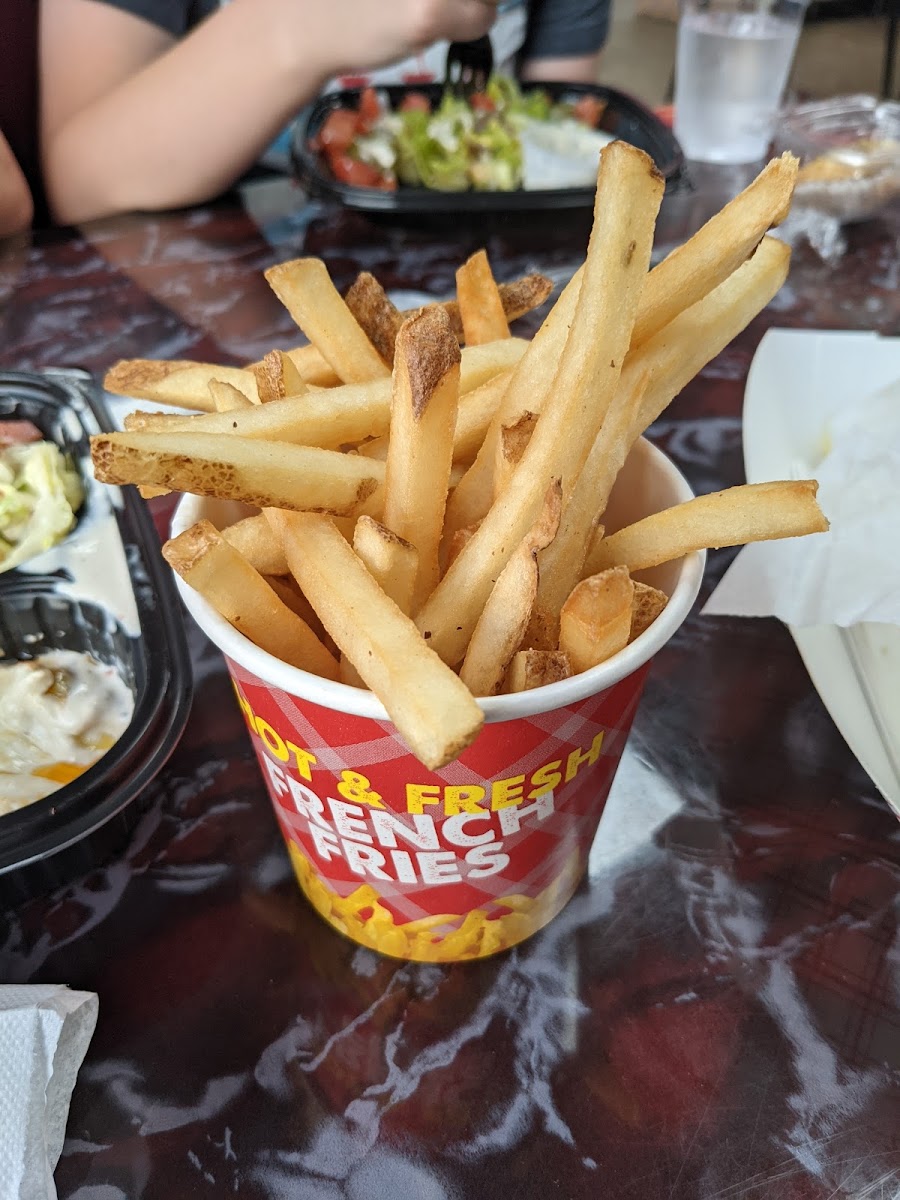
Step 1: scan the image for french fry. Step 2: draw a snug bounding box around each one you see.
[456,250,510,345]
[460,480,561,697]
[222,514,288,575]
[631,152,798,348]
[439,272,553,340]
[209,379,254,412]
[343,516,420,686]
[383,306,461,610]
[505,648,573,693]
[357,366,513,465]
[126,383,394,448]
[585,480,829,576]
[265,257,390,383]
[629,236,791,443]
[528,235,792,648]
[493,411,538,500]
[252,348,307,402]
[416,142,664,667]
[629,581,668,643]
[162,520,339,679]
[526,369,649,649]
[444,267,583,539]
[444,522,479,570]
[91,431,384,516]
[104,359,259,411]
[559,567,634,673]
[270,510,484,769]
[352,516,419,617]
[124,339,526,449]
[280,343,342,387]
[344,272,404,366]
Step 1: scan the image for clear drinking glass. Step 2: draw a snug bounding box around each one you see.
[674,0,809,165]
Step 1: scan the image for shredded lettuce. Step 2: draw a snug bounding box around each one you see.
[355,76,597,193]
[0,442,83,571]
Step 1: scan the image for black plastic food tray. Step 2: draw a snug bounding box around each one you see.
[0,369,192,903]
[293,81,686,214]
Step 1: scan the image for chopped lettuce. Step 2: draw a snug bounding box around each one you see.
[0,441,83,571]
[346,76,605,194]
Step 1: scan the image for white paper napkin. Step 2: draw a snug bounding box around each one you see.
[0,985,98,1200]
[703,379,900,627]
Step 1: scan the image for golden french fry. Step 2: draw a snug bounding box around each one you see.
[526,369,650,649]
[104,360,259,411]
[417,142,664,667]
[631,152,798,348]
[585,480,829,576]
[138,485,169,500]
[352,516,419,617]
[163,520,339,679]
[124,339,526,450]
[559,567,634,673]
[505,648,573,693]
[91,431,384,516]
[270,510,484,770]
[252,349,307,403]
[444,268,583,539]
[279,343,342,387]
[343,515,420,686]
[222,514,288,575]
[629,580,668,643]
[265,257,390,383]
[493,410,538,501]
[383,306,461,610]
[439,272,553,340]
[460,479,561,697]
[209,379,254,412]
[357,365,513,465]
[631,236,792,444]
[444,522,479,570]
[344,272,404,366]
[456,249,510,345]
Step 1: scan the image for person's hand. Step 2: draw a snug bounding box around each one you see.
[321,0,501,74]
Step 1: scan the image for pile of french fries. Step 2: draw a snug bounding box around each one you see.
[92,145,828,771]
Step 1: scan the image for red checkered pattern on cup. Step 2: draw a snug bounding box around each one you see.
[227,656,650,927]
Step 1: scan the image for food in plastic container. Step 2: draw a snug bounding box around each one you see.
[0,649,134,814]
[776,94,900,223]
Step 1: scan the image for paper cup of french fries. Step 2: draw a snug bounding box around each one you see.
[94,144,830,961]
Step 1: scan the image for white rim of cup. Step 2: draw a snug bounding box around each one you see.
[170,438,706,725]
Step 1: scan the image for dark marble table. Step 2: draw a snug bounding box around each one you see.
[0,173,899,1200]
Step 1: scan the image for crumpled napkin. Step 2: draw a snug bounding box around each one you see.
[0,985,98,1200]
[703,379,900,627]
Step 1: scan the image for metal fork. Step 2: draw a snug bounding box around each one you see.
[445,33,494,99]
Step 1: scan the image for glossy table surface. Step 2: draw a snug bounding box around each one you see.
[0,172,898,1200]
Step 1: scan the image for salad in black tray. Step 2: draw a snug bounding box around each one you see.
[297,77,684,212]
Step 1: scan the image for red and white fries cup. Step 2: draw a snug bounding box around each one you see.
[171,438,704,962]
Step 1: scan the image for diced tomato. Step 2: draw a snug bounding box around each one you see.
[357,86,383,133]
[327,153,396,191]
[572,94,607,128]
[469,93,496,114]
[400,92,432,114]
[0,420,42,447]
[318,108,361,154]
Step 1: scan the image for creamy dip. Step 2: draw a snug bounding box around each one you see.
[0,650,134,815]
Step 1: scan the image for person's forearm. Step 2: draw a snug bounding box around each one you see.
[520,53,602,85]
[42,0,335,225]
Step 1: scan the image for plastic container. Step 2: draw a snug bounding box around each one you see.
[0,369,192,904]
[292,82,686,215]
[171,438,704,962]
[777,94,900,222]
